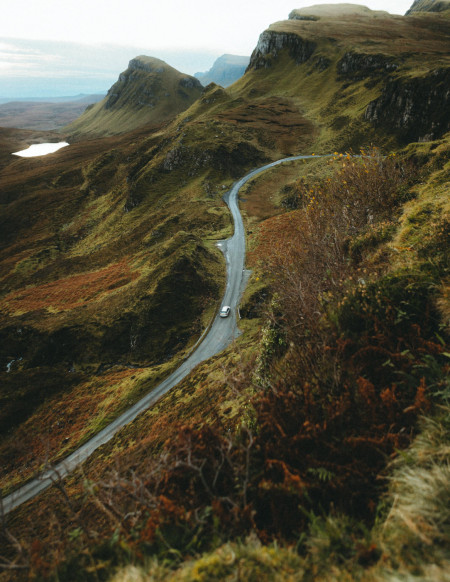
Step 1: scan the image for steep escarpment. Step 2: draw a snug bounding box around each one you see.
[104,56,202,110]
[240,4,450,149]
[66,56,202,138]
[336,51,399,79]
[365,67,450,141]
[247,30,316,70]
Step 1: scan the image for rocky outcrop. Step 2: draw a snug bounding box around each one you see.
[247,31,316,70]
[179,76,202,89]
[289,4,386,19]
[128,57,166,74]
[406,0,450,14]
[365,68,450,142]
[337,52,399,80]
[160,140,267,178]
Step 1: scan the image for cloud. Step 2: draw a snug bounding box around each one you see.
[0,37,219,97]
[0,40,64,77]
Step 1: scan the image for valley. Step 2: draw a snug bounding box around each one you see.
[0,95,105,132]
[0,2,449,580]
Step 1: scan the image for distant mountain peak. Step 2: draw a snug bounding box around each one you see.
[195,54,250,88]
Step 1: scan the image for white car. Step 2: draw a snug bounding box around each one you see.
[220,305,231,318]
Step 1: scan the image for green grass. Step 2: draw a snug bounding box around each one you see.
[110,538,306,582]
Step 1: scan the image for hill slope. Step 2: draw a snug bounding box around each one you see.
[1,3,449,580]
[2,0,449,508]
[66,56,203,138]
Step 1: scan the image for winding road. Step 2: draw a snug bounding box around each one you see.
[1,154,318,516]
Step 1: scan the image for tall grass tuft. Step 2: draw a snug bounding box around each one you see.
[374,411,450,579]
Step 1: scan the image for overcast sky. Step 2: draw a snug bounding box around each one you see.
[4,0,414,53]
[1,0,415,97]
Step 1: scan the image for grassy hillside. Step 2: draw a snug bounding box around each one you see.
[0,72,315,497]
[0,123,229,496]
[2,135,447,582]
[0,4,449,581]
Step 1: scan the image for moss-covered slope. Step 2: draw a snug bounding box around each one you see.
[0,122,229,493]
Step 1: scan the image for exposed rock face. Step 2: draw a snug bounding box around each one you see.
[179,76,202,89]
[365,68,450,142]
[406,0,450,14]
[337,52,399,80]
[195,54,250,87]
[248,30,316,70]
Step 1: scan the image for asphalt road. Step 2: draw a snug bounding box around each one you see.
[1,154,318,516]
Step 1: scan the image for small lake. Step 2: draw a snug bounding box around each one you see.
[12,142,69,158]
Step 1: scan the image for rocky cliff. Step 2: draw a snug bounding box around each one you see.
[242,4,450,147]
[365,68,450,142]
[105,56,202,110]
[336,52,399,80]
[247,30,316,70]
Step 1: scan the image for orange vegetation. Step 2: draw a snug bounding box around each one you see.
[2,258,139,313]
[248,210,304,267]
